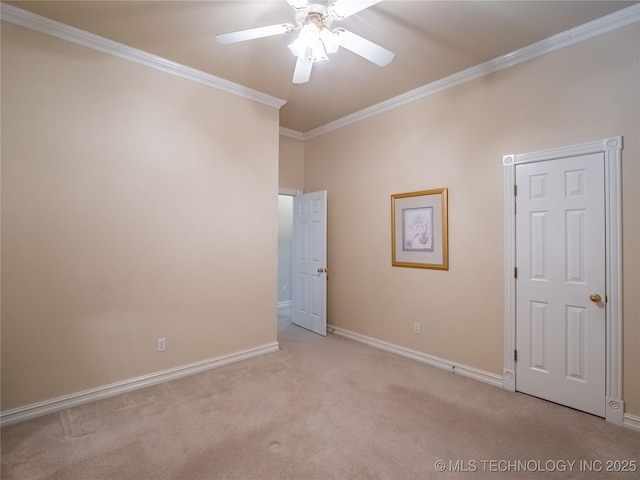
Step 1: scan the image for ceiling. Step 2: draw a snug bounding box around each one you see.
[7,1,638,133]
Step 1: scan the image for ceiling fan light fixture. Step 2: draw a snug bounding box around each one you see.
[319,28,339,54]
[289,22,337,62]
[218,0,391,84]
[288,23,317,58]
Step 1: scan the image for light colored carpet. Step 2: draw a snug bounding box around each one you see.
[2,313,639,479]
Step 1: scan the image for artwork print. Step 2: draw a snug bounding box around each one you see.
[391,187,448,270]
[402,207,434,252]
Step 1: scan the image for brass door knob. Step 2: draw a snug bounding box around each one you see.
[589,293,602,303]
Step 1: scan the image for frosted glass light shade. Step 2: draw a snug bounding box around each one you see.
[289,25,339,62]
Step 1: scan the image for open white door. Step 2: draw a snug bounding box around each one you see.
[292,191,327,336]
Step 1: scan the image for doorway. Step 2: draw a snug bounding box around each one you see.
[278,192,299,329]
[502,137,624,425]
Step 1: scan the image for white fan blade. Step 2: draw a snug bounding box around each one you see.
[292,55,313,84]
[287,0,308,10]
[217,24,294,44]
[336,29,394,66]
[329,0,382,19]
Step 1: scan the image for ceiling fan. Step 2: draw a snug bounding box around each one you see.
[216,0,394,84]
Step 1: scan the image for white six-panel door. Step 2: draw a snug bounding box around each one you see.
[292,191,327,336]
[515,153,606,417]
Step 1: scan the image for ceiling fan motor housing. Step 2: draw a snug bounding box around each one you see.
[296,4,333,29]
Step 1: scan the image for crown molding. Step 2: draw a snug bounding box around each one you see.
[279,127,305,141]
[3,2,637,139]
[303,3,640,140]
[0,3,286,110]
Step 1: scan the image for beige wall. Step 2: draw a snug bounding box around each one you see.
[1,23,280,410]
[2,16,638,422]
[279,134,304,191]
[304,25,640,416]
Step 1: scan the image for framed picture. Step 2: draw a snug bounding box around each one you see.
[391,188,449,270]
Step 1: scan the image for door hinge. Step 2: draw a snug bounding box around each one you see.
[514,349,518,362]
[514,267,518,279]
[514,184,518,196]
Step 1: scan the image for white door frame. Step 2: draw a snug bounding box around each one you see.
[502,136,623,425]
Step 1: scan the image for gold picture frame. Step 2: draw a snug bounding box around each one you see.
[391,188,449,270]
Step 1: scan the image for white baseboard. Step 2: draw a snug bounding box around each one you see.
[329,325,503,388]
[330,325,640,432]
[623,413,640,432]
[0,342,279,427]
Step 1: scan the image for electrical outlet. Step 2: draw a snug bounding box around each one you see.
[157,337,166,352]
[282,284,288,293]
[413,323,421,334]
